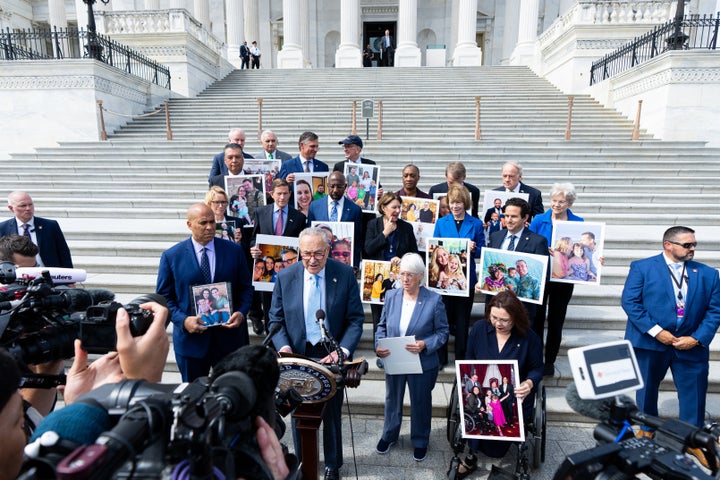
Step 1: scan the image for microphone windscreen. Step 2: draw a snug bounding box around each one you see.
[85,289,116,305]
[565,382,611,422]
[62,289,93,311]
[31,402,112,445]
[315,309,325,320]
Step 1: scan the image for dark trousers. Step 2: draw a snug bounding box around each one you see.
[371,303,383,337]
[240,56,249,69]
[251,55,260,68]
[533,282,574,366]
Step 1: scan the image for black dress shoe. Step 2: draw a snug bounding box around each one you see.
[250,317,265,335]
[324,467,340,480]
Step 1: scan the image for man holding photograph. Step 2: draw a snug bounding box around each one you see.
[156,203,254,382]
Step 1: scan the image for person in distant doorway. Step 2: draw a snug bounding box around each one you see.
[250,41,261,69]
[380,29,395,67]
[239,41,250,69]
[363,43,375,67]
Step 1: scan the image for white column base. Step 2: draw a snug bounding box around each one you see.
[452,44,482,66]
[509,41,539,68]
[335,45,362,68]
[277,47,305,69]
[394,44,421,67]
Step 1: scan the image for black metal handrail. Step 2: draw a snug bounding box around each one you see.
[0,26,171,89]
[590,14,719,86]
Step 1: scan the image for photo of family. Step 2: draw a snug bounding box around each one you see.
[215,219,236,242]
[360,260,401,304]
[401,197,439,252]
[294,172,330,218]
[224,174,266,228]
[478,248,549,305]
[252,234,300,292]
[480,191,529,245]
[426,238,470,297]
[243,158,282,194]
[456,360,524,442]
[342,163,380,214]
[310,221,355,267]
[550,221,606,285]
[192,282,233,327]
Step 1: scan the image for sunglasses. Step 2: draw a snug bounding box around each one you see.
[667,241,697,249]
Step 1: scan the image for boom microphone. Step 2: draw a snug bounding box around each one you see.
[0,288,94,312]
[315,309,328,343]
[262,322,281,347]
[15,267,87,285]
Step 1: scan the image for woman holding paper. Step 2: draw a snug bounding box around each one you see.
[374,253,449,463]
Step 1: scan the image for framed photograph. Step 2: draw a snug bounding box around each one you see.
[243,159,282,194]
[252,234,300,292]
[310,221,355,268]
[360,260,401,304]
[343,163,380,214]
[224,174,266,228]
[456,360,524,442]
[550,221,606,285]
[433,192,468,216]
[401,197,439,252]
[294,172,330,217]
[478,248,549,305]
[215,219,236,242]
[425,237,470,297]
[480,191,529,223]
[192,281,233,327]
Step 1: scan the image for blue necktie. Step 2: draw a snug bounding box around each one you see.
[507,235,517,251]
[305,274,323,345]
[200,247,212,284]
[330,201,338,222]
[22,224,31,238]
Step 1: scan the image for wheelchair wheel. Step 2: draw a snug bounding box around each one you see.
[464,413,476,433]
[531,385,547,468]
[446,383,460,444]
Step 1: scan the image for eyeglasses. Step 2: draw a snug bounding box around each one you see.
[398,272,420,278]
[667,241,697,249]
[300,250,327,259]
[332,250,351,258]
[211,201,229,205]
[489,314,513,325]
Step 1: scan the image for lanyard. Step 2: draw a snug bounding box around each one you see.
[667,263,686,301]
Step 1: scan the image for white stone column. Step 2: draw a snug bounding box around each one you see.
[193,0,210,28]
[244,0,259,45]
[277,0,304,68]
[169,0,186,9]
[335,0,361,68]
[145,0,160,8]
[226,0,245,61]
[48,0,68,58]
[394,0,421,67]
[510,0,540,66]
[452,0,482,66]
[299,0,311,67]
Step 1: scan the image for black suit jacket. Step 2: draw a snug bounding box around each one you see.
[209,151,254,180]
[332,157,376,173]
[484,207,503,224]
[364,217,418,260]
[428,181,481,218]
[493,182,544,218]
[0,217,73,268]
[251,205,306,241]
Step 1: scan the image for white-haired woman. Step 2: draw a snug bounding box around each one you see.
[374,253,449,462]
[529,182,594,376]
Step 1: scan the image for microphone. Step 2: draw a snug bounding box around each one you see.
[0,288,94,312]
[315,309,328,343]
[262,322,281,347]
[15,267,87,285]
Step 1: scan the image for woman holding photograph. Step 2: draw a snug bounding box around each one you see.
[365,192,419,335]
[456,291,543,477]
[204,187,243,243]
[433,185,484,365]
[528,182,589,376]
[295,179,313,217]
[374,253,449,462]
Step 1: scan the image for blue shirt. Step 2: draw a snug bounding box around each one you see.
[528,208,584,245]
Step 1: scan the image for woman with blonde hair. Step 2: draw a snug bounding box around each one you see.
[204,186,242,243]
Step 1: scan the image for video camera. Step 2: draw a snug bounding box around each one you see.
[20,345,302,480]
[0,261,164,374]
[556,340,719,480]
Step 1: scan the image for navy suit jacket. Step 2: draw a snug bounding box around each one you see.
[307,197,363,266]
[209,151,254,179]
[489,228,548,257]
[429,182,481,218]
[493,182,544,218]
[332,157,376,173]
[0,216,73,268]
[268,259,364,356]
[251,204,306,241]
[156,237,254,358]
[375,287,449,371]
[254,149,293,161]
[622,254,720,360]
[277,156,329,180]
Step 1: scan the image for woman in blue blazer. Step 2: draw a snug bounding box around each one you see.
[433,185,485,364]
[375,253,449,462]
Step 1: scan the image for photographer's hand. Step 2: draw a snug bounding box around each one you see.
[252,416,290,480]
[60,339,125,404]
[115,302,170,382]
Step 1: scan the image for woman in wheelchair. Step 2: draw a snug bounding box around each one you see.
[456,290,544,478]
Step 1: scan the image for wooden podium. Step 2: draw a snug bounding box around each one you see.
[294,402,328,479]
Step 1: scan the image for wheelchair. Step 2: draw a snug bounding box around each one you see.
[446,382,546,480]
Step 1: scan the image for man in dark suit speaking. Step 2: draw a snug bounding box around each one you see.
[269,227,364,480]
[156,203,254,382]
[0,191,73,268]
[622,226,720,441]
